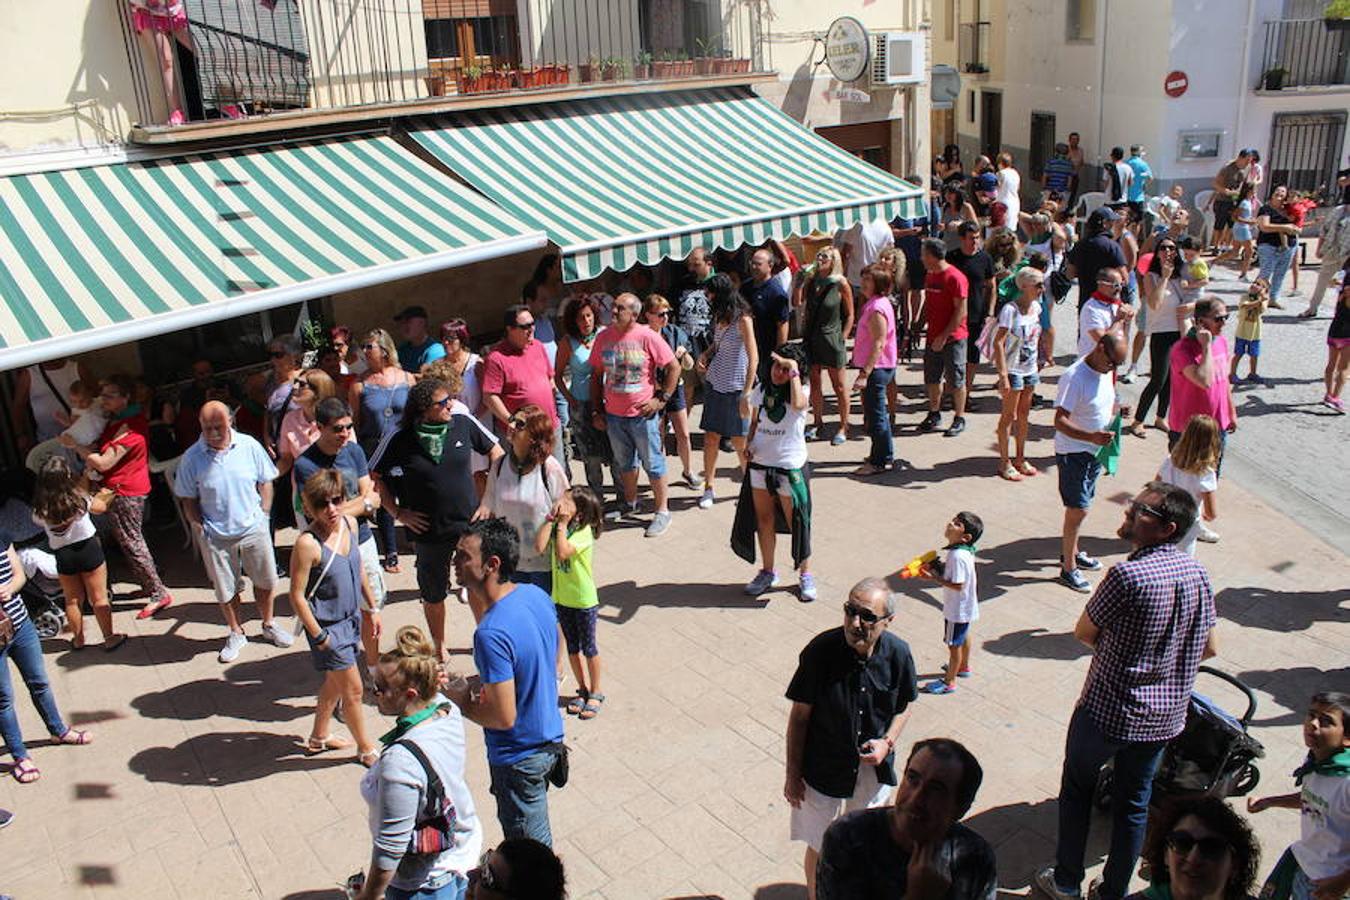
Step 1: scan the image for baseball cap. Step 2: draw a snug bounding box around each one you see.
[974,172,998,191]
[1089,206,1120,224]
[393,305,429,321]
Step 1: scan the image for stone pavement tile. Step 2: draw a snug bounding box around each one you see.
[553,836,610,897]
[157,838,260,898]
[1,860,77,900]
[646,802,747,866]
[587,823,669,882]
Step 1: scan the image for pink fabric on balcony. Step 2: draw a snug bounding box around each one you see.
[128,1,188,34]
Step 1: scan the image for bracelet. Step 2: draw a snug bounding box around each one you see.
[313,627,329,644]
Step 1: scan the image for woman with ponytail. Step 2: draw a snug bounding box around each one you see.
[352,625,483,900]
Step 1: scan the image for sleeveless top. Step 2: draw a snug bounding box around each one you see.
[305,519,362,626]
[566,336,595,403]
[28,363,80,442]
[707,316,751,393]
[851,296,898,370]
[805,277,845,342]
[1144,272,1185,336]
[357,380,409,448]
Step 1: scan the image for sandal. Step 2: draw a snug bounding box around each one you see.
[381,553,400,574]
[57,729,93,746]
[1127,421,1148,439]
[305,735,353,754]
[1297,309,1317,319]
[102,634,128,653]
[998,464,1023,482]
[11,758,39,784]
[1015,461,1039,477]
[566,689,588,716]
[358,749,380,768]
[135,595,173,620]
[579,693,606,720]
[853,463,889,477]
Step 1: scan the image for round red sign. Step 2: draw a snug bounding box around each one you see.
[1164,70,1189,98]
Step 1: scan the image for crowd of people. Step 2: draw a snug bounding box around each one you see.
[0,140,1346,899]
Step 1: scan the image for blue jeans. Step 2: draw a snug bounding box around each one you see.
[1257,243,1295,299]
[862,368,895,466]
[0,618,69,760]
[385,872,468,900]
[489,747,557,847]
[605,413,667,478]
[1053,706,1167,900]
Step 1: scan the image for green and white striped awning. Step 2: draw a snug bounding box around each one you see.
[409,87,926,281]
[0,135,545,370]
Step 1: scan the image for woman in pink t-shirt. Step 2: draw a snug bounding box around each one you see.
[276,369,338,478]
[850,265,899,476]
[1168,297,1237,467]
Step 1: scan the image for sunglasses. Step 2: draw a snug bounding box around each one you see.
[1165,830,1230,860]
[327,422,354,432]
[1129,499,1167,520]
[509,320,536,330]
[1208,314,1229,324]
[292,379,315,390]
[843,602,884,626]
[469,850,511,894]
[650,310,670,318]
[319,495,344,508]
[434,396,453,408]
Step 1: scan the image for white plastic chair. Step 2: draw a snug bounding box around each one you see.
[148,455,195,553]
[24,438,65,473]
[1073,191,1107,232]
[1194,189,1215,248]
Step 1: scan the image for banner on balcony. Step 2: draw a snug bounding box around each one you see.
[408,87,926,281]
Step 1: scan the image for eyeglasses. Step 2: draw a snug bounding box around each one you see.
[1165,830,1230,861]
[327,422,353,433]
[1099,280,1122,289]
[509,320,536,330]
[651,310,670,318]
[1208,314,1229,324]
[468,850,511,895]
[433,396,453,408]
[316,495,344,509]
[843,602,884,626]
[292,379,315,390]
[1129,499,1166,520]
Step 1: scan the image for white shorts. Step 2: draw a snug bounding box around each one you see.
[202,522,278,604]
[358,535,387,610]
[748,466,799,497]
[789,763,894,852]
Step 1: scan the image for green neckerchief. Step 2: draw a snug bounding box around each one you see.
[760,380,790,420]
[379,701,451,746]
[946,542,978,555]
[1139,883,1171,900]
[1294,747,1350,785]
[416,421,449,462]
[110,403,143,423]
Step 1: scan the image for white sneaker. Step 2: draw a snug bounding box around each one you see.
[218,631,247,663]
[261,621,295,648]
[1197,525,1220,543]
[698,488,715,509]
[1120,367,1137,384]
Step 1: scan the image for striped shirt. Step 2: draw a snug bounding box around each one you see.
[707,317,751,393]
[1079,542,1215,743]
[0,543,28,629]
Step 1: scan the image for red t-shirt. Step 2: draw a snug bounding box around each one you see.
[481,340,557,426]
[924,264,970,342]
[98,413,151,497]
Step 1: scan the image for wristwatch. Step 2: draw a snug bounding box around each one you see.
[363,497,376,518]
[654,389,668,403]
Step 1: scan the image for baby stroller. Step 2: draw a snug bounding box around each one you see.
[1094,666,1265,809]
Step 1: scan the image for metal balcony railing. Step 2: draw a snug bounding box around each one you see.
[118,0,771,131]
[958,21,990,74]
[1258,18,1349,89]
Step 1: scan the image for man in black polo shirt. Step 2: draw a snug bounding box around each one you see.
[743,247,792,383]
[371,378,503,661]
[785,577,918,900]
[945,223,997,401]
[1068,208,1127,314]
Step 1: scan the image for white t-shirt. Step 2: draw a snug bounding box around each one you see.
[1158,456,1217,556]
[62,406,108,447]
[748,383,809,469]
[487,456,569,574]
[1054,358,1115,455]
[34,502,96,550]
[1145,273,1186,336]
[1077,298,1119,359]
[835,219,895,286]
[997,300,1042,377]
[1293,766,1350,880]
[996,168,1021,225]
[941,546,978,624]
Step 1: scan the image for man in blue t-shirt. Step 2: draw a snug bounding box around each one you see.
[1043,143,1075,195]
[394,305,446,373]
[449,517,565,846]
[1125,145,1153,216]
[743,247,792,382]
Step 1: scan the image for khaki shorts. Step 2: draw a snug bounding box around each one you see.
[789,763,894,852]
[202,522,279,604]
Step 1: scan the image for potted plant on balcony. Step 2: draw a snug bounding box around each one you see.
[425,74,447,97]
[653,51,674,79]
[677,50,694,77]
[1261,66,1289,90]
[1325,0,1350,29]
[694,37,716,75]
[579,56,599,83]
[601,57,625,80]
[634,51,652,80]
[458,65,483,94]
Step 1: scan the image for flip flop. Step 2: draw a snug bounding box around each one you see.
[10,759,39,784]
[135,596,173,620]
[566,690,588,716]
[358,749,380,768]
[853,463,889,477]
[57,729,93,746]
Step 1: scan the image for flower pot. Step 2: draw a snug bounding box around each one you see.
[735,58,751,73]
[634,63,651,79]
[579,63,597,83]
[694,57,713,75]
[602,64,621,81]
[424,75,446,97]
[457,74,480,94]
[680,60,695,77]
[653,60,673,79]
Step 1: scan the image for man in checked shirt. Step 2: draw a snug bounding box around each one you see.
[1036,481,1218,900]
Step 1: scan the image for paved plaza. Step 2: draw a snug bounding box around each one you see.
[1,267,1346,899]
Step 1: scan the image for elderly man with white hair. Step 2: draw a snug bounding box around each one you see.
[783,577,919,900]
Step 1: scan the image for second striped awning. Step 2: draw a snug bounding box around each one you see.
[0,134,546,370]
[408,87,926,281]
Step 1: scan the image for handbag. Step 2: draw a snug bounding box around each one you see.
[395,738,461,856]
[1049,256,1074,304]
[0,603,15,650]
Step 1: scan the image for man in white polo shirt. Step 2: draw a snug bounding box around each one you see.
[175,401,294,663]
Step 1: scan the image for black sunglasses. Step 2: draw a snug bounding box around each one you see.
[1208,314,1229,324]
[1165,830,1230,860]
[509,320,536,330]
[469,850,512,894]
[1129,499,1167,520]
[843,602,884,626]
[327,422,354,432]
[319,495,344,508]
[433,396,453,408]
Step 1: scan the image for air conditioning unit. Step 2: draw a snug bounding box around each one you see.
[871,31,926,86]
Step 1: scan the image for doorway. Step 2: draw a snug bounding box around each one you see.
[816,121,893,174]
[1267,111,1347,198]
[980,91,1002,159]
[1029,111,1056,182]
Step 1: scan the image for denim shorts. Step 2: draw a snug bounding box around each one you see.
[1056,451,1103,509]
[943,620,971,647]
[1008,372,1040,390]
[1234,337,1261,358]
[700,388,748,437]
[606,413,667,477]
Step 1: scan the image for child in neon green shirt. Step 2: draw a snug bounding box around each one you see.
[535,486,605,719]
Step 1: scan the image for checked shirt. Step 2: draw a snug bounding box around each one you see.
[1079,543,1215,743]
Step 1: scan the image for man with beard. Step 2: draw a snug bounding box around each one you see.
[816,738,997,899]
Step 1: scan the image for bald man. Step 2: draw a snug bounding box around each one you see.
[174,401,294,663]
[1053,332,1128,593]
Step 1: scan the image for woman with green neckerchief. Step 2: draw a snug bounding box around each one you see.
[1127,795,1260,900]
[351,625,482,900]
[75,374,174,620]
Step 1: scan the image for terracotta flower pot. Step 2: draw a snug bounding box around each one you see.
[694,57,712,75]
[635,64,651,79]
[425,75,446,97]
[579,63,597,83]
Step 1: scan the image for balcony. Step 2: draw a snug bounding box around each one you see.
[1258,18,1349,90]
[120,0,772,143]
[958,21,990,75]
